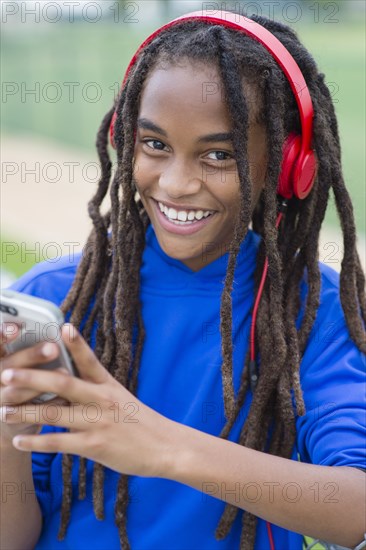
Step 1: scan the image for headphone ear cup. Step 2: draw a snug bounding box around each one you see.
[293,150,317,199]
[277,133,301,199]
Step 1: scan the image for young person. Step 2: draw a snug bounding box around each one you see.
[1,10,365,550]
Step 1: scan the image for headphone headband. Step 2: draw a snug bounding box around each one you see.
[109,10,317,199]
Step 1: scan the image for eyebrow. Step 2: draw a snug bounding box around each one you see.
[137,118,233,143]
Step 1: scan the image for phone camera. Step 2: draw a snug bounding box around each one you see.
[0,304,18,316]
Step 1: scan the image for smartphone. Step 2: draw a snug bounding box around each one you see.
[0,289,78,403]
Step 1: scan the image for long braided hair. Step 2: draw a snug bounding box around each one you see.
[58,14,366,549]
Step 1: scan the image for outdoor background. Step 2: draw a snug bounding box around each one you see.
[1,0,365,286]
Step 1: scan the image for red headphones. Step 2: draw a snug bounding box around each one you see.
[109,9,318,200]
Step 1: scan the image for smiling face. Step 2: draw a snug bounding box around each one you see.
[133,59,267,271]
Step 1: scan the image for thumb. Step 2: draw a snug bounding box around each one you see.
[61,324,109,385]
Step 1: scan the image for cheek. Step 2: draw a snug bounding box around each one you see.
[216,173,241,212]
[132,153,155,191]
[223,167,241,197]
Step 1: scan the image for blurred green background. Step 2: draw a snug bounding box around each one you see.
[1,0,365,280]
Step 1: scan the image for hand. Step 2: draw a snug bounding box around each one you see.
[0,325,175,478]
[0,323,69,443]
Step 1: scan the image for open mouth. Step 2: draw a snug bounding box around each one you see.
[156,200,215,225]
[152,199,217,235]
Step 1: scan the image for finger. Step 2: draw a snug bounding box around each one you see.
[0,323,20,357]
[12,431,89,456]
[0,340,59,372]
[0,383,70,407]
[61,324,109,384]
[0,365,101,405]
[1,366,73,408]
[1,384,45,406]
[1,402,90,431]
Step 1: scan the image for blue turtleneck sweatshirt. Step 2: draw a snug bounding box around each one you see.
[8,224,365,550]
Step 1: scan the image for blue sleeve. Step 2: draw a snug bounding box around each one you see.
[8,255,81,308]
[296,263,366,469]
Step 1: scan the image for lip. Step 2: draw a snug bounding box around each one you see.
[151,198,217,236]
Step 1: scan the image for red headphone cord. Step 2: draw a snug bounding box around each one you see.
[248,198,288,550]
[249,198,288,387]
[266,520,276,550]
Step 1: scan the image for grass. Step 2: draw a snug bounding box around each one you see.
[0,233,43,277]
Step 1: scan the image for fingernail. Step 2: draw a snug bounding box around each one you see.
[13,436,25,449]
[1,370,14,383]
[41,343,55,357]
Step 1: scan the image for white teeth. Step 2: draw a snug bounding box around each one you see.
[177,211,187,221]
[158,201,214,223]
[168,208,178,220]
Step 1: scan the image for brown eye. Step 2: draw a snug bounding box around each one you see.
[207,151,234,161]
[143,139,167,151]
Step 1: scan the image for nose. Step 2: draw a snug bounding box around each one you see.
[158,157,202,199]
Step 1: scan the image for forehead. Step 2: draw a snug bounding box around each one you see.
[138,60,262,126]
[139,61,228,123]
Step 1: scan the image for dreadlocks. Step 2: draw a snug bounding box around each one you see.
[58,14,366,550]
